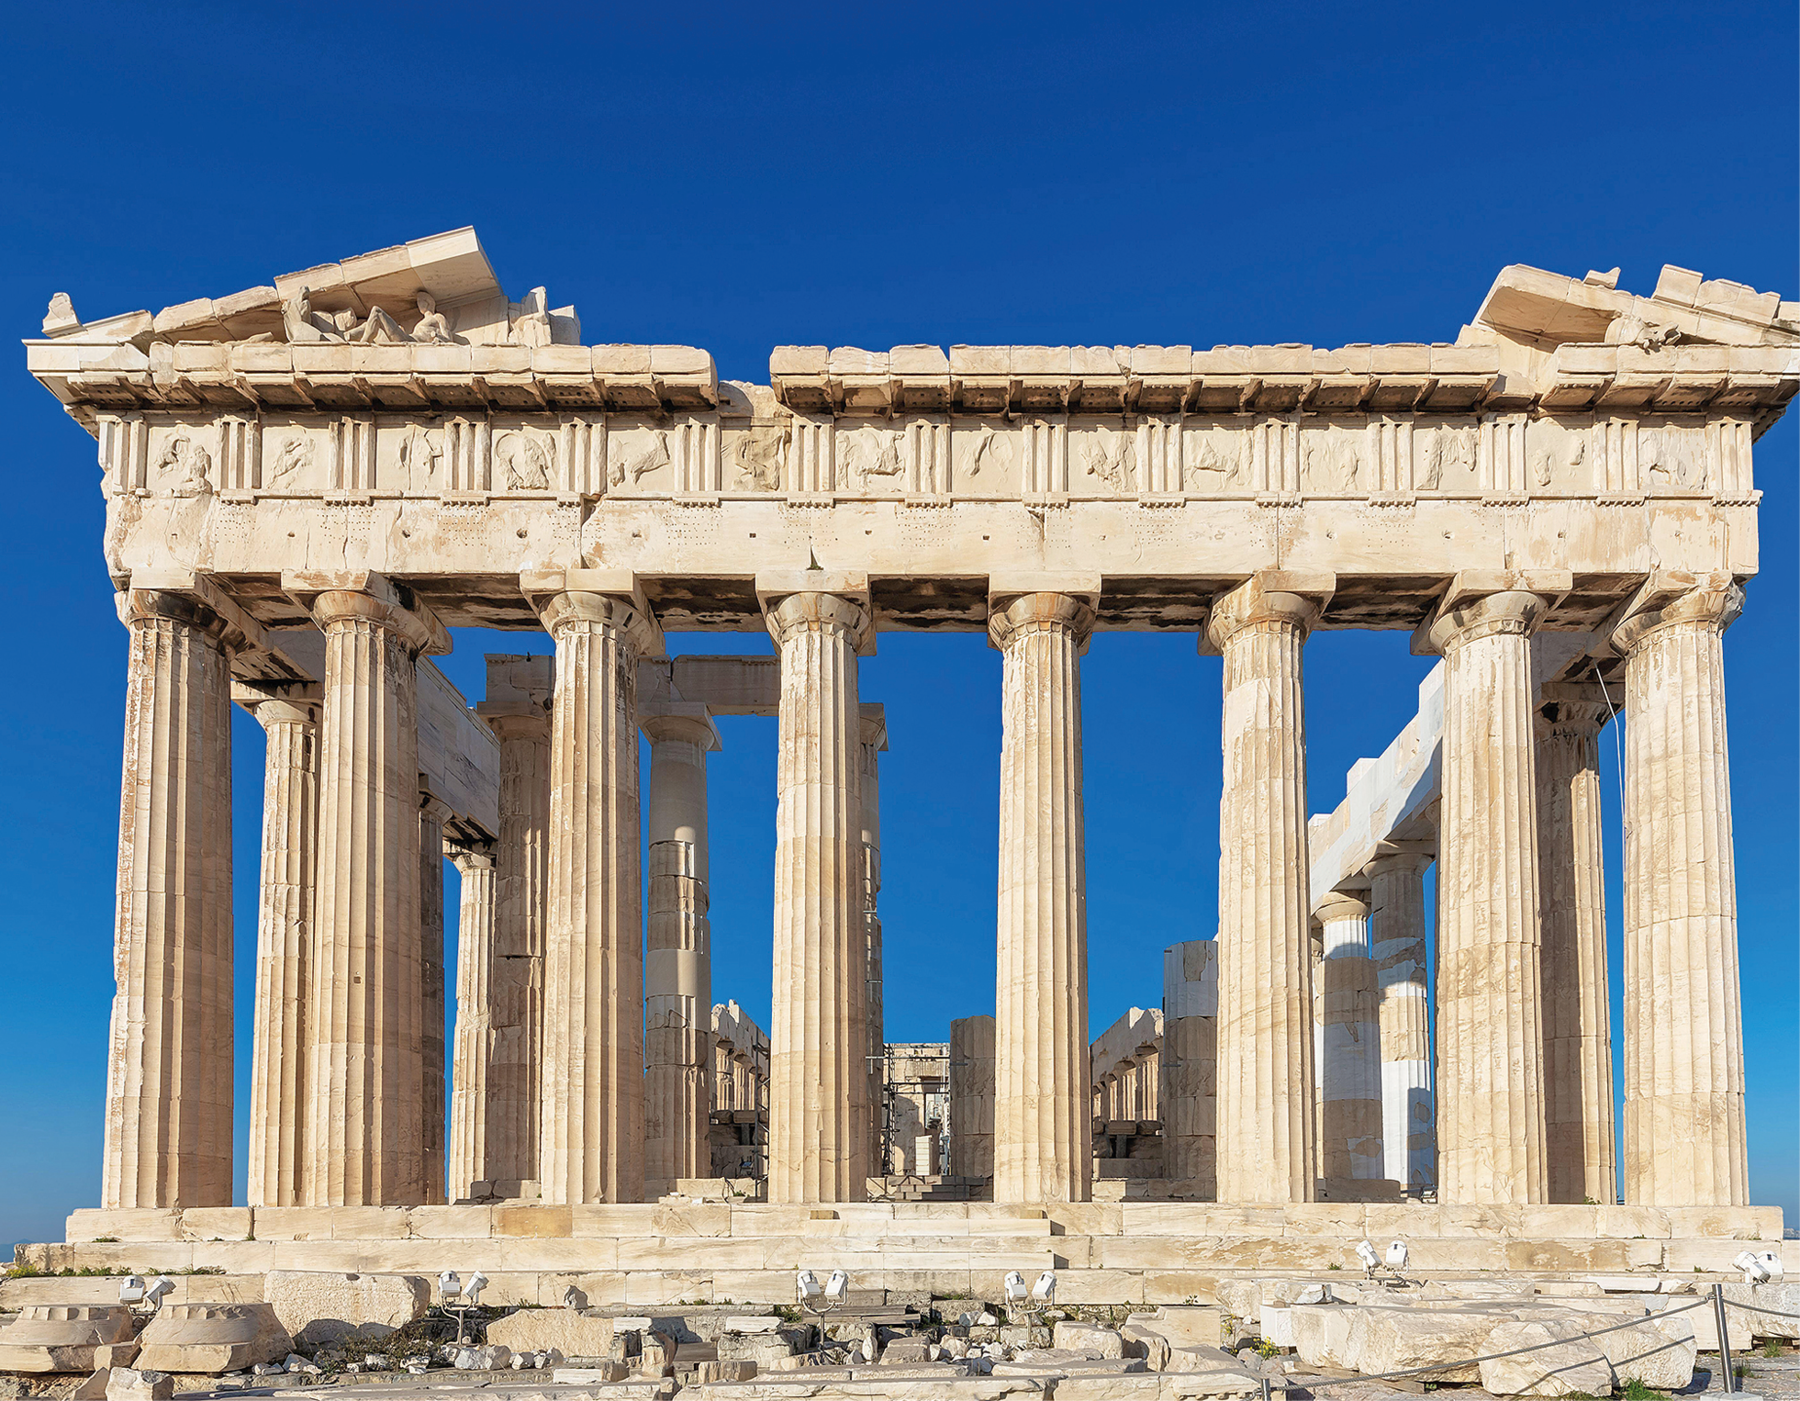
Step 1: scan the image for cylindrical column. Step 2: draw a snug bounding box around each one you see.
[859,706,888,1182]
[536,590,655,1204]
[1160,940,1218,1196]
[105,589,236,1209]
[303,584,438,1206]
[991,591,1093,1205]
[478,697,553,1192]
[447,844,496,1201]
[643,709,717,1188]
[1316,892,1382,1182]
[1615,582,1748,1206]
[418,793,451,1205]
[1209,575,1322,1204]
[244,691,320,1208]
[1536,694,1618,1206]
[1368,851,1435,1190]
[948,1014,996,1180]
[765,589,870,1204]
[1429,587,1552,1204]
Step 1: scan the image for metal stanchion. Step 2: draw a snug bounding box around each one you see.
[1714,1282,1736,1394]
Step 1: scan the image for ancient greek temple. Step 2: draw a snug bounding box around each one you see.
[24,230,1795,1294]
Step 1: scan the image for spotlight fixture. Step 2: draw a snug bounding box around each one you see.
[1031,1271,1056,1303]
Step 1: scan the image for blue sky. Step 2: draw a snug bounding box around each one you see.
[1,3,1793,1254]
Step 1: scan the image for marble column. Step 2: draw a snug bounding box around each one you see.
[1315,892,1383,1181]
[1208,572,1328,1205]
[534,582,658,1204]
[991,588,1094,1205]
[476,656,553,1191]
[447,843,496,1201]
[105,588,237,1209]
[1535,691,1618,1206]
[642,706,718,1188]
[1426,579,1556,1204]
[242,689,320,1209]
[1614,579,1748,1206]
[859,704,888,1175]
[1160,940,1218,1196]
[418,791,451,1205]
[763,581,871,1204]
[302,577,443,1206]
[948,1014,996,1180]
[1367,850,1435,1190]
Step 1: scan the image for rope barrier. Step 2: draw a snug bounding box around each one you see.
[1725,1296,1800,1322]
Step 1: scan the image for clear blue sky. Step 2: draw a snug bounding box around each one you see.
[1,3,1793,1254]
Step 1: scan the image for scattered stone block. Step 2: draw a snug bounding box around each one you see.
[1478,1319,1612,1398]
[1727,1283,1800,1340]
[695,1358,758,1382]
[1595,1318,1697,1389]
[1052,1321,1126,1358]
[488,1306,617,1357]
[72,1368,112,1399]
[723,1314,782,1333]
[1342,1306,1499,1383]
[451,1343,511,1370]
[264,1271,428,1350]
[0,1305,137,1374]
[134,1301,292,1375]
[637,1328,678,1376]
[554,1362,629,1382]
[878,1335,932,1364]
[105,1368,173,1401]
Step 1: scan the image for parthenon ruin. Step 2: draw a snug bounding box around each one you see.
[20,229,1797,1300]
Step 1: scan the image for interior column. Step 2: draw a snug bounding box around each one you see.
[1367,849,1435,1191]
[447,842,496,1201]
[859,703,888,1177]
[1316,891,1382,1182]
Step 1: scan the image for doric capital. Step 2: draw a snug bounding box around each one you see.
[232,681,322,730]
[987,591,1097,653]
[482,710,551,743]
[762,587,874,653]
[1608,570,1744,658]
[476,653,554,733]
[1313,890,1370,925]
[523,568,664,656]
[640,702,720,751]
[1535,683,1615,739]
[859,702,888,752]
[284,569,450,657]
[446,840,496,876]
[117,570,269,656]
[1363,842,1433,881]
[1416,569,1569,657]
[419,784,455,830]
[1202,570,1333,654]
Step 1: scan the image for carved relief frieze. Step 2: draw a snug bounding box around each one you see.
[1415,423,1477,494]
[1524,417,1594,495]
[608,421,675,493]
[1071,419,1134,496]
[837,423,905,497]
[955,420,1019,496]
[1180,421,1250,494]
[726,422,788,493]
[1301,422,1368,495]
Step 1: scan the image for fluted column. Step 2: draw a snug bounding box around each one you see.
[643,707,718,1188]
[242,689,320,1208]
[301,576,443,1206]
[1317,892,1382,1181]
[1535,691,1618,1205]
[1367,850,1435,1190]
[1160,940,1218,1196]
[447,843,496,1200]
[1426,579,1556,1204]
[477,657,553,1191]
[859,704,888,1175]
[418,791,451,1205]
[1208,571,1328,1204]
[763,579,871,1204]
[104,588,237,1209]
[1614,578,1748,1206]
[991,588,1093,1205]
[533,581,658,1204]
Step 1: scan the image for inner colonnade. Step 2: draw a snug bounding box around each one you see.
[30,230,1792,1236]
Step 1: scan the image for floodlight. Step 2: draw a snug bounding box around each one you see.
[145,1276,175,1307]
[1733,1250,1769,1284]
[1758,1250,1784,1281]
[1354,1240,1380,1273]
[462,1272,489,1305]
[1031,1271,1056,1303]
[1384,1241,1409,1270]
[1003,1271,1028,1303]
[796,1270,821,1301]
[118,1276,146,1305]
[824,1270,849,1301]
[439,1270,463,1300]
